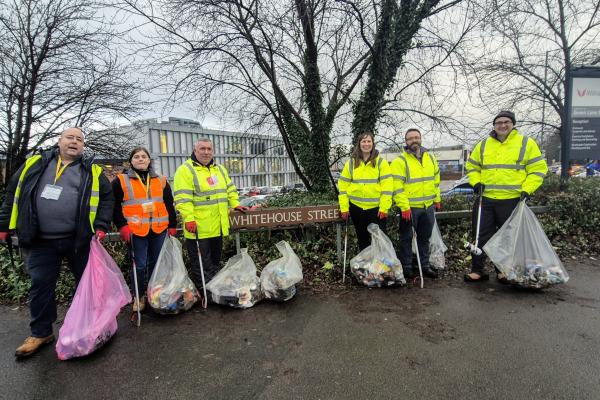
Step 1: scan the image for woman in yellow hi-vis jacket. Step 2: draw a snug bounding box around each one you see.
[391,128,441,279]
[338,132,393,250]
[464,111,548,283]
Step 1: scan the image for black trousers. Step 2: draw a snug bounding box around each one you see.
[349,202,387,251]
[23,238,90,337]
[471,196,520,273]
[399,206,435,272]
[186,236,223,290]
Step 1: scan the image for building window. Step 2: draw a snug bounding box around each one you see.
[224,158,243,173]
[226,138,242,154]
[274,145,284,156]
[160,132,168,153]
[250,141,266,155]
[271,158,282,172]
[257,159,266,172]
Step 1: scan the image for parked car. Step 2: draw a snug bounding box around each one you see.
[239,186,251,196]
[271,185,283,194]
[248,186,261,196]
[442,176,473,198]
[240,195,269,209]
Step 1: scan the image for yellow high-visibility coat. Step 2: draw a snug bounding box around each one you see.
[338,156,393,213]
[173,159,240,239]
[391,150,441,212]
[466,129,547,199]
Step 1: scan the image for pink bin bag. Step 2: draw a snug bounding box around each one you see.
[56,238,131,360]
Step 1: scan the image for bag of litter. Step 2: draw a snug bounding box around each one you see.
[147,236,199,314]
[56,239,131,360]
[483,201,569,289]
[260,241,303,301]
[206,248,262,308]
[411,219,447,270]
[429,220,448,270]
[350,223,405,287]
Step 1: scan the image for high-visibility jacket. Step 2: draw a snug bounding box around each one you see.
[466,129,548,199]
[390,150,441,211]
[117,170,169,236]
[9,154,102,232]
[173,159,240,239]
[338,156,392,213]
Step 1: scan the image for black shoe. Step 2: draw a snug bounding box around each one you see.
[403,269,415,279]
[423,269,438,279]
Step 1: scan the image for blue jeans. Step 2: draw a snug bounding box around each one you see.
[24,238,90,338]
[130,230,166,297]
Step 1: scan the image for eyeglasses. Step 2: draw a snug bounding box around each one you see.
[494,120,513,126]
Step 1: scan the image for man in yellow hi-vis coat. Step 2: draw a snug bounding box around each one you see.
[391,128,441,279]
[174,138,248,289]
[464,111,548,283]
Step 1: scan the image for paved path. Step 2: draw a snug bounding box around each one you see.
[1,260,599,400]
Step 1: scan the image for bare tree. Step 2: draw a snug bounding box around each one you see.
[0,0,143,185]
[473,0,600,147]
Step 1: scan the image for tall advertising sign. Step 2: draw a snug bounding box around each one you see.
[569,67,600,160]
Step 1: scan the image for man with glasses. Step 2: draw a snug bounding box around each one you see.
[464,111,548,282]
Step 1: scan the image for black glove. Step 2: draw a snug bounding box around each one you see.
[520,191,530,201]
[473,183,484,195]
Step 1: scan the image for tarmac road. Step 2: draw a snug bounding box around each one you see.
[1,260,599,400]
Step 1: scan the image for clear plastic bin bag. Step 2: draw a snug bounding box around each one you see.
[350,223,405,287]
[147,236,199,314]
[483,201,569,289]
[206,248,262,308]
[260,241,303,301]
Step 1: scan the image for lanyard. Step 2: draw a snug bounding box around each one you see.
[135,172,150,198]
[54,156,69,185]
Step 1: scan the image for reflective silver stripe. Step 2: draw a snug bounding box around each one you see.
[482,164,525,170]
[89,205,98,212]
[353,178,379,184]
[485,184,521,190]
[528,172,546,178]
[393,189,405,195]
[349,159,354,179]
[516,137,528,165]
[480,138,487,164]
[175,198,193,205]
[347,195,380,203]
[339,176,351,183]
[406,176,435,183]
[193,198,229,206]
[183,162,202,195]
[379,174,392,180]
[91,190,99,197]
[121,174,136,201]
[339,191,347,195]
[403,156,410,181]
[526,156,544,165]
[392,174,406,181]
[125,216,169,223]
[408,194,436,202]
[174,189,194,196]
[200,188,227,196]
[467,158,481,166]
[123,196,164,206]
[381,191,393,195]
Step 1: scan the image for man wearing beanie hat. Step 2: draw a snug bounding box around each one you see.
[464,111,548,283]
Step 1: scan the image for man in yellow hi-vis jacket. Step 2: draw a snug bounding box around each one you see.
[173,138,248,290]
[464,111,548,283]
[391,128,441,279]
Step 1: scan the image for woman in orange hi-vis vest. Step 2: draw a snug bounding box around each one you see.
[113,147,177,312]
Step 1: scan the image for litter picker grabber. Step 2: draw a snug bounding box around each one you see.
[130,236,142,327]
[342,219,349,283]
[465,192,483,256]
[411,214,424,289]
[194,230,208,309]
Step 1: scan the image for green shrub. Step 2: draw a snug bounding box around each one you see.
[1,176,598,304]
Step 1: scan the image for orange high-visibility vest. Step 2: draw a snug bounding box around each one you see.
[118,172,169,236]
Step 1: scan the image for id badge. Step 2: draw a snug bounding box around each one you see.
[207,175,219,187]
[141,202,155,213]
[40,184,63,200]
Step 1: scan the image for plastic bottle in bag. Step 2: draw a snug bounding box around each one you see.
[260,241,303,301]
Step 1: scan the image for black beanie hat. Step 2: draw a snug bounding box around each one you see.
[493,111,516,125]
